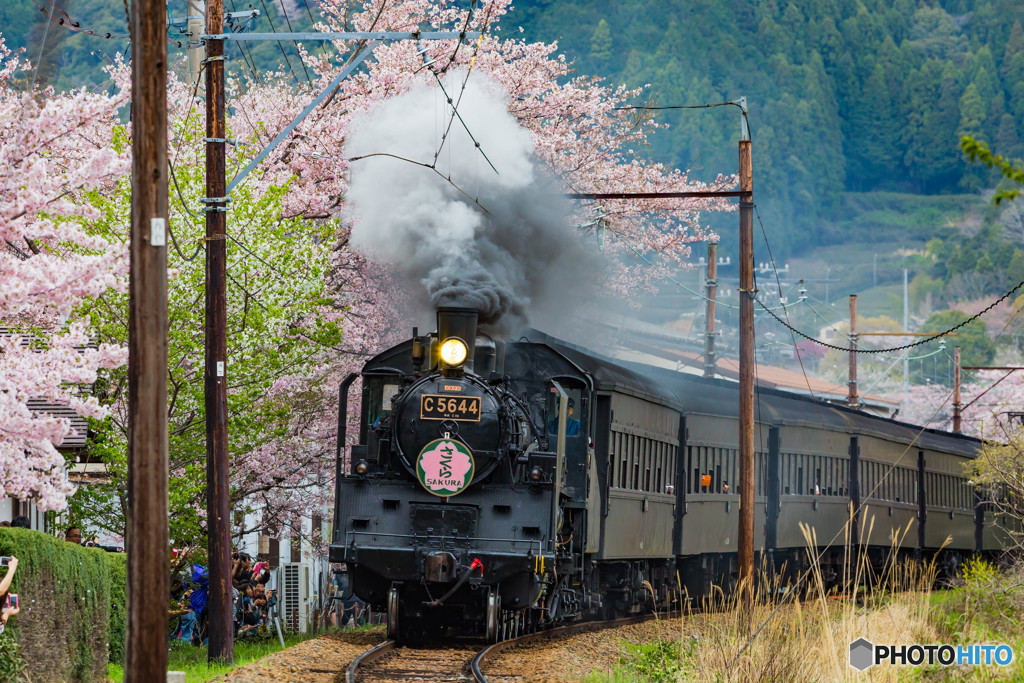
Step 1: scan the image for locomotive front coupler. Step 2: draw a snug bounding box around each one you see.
[425,557,484,607]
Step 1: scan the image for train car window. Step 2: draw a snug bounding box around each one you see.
[632,443,640,490]
[686,446,694,494]
[668,444,675,489]
[797,464,804,495]
[715,463,722,493]
[645,440,652,491]
[785,453,792,495]
[633,437,639,490]
[755,453,762,496]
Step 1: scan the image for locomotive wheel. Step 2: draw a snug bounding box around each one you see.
[486,591,501,643]
[386,586,400,641]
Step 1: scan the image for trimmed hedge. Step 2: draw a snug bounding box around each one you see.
[0,529,126,681]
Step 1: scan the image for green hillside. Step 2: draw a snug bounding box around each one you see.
[506,0,1024,254]
[8,0,1023,268]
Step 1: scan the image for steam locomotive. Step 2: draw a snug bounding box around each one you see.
[329,306,1013,642]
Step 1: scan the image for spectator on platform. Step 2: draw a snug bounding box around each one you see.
[65,527,82,544]
[10,517,29,529]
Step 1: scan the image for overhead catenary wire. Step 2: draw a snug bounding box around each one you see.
[30,0,129,40]
[227,0,265,84]
[759,284,1023,355]
[256,0,312,85]
[600,221,803,312]
[428,0,495,171]
[612,99,754,141]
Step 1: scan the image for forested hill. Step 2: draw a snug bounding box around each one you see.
[507,0,1024,250]
[6,1,1024,255]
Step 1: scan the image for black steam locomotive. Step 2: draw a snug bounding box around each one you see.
[329,307,1014,642]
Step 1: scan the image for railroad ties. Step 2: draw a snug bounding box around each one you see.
[346,616,656,683]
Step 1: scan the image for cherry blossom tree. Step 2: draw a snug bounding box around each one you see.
[70,0,734,548]
[0,38,129,510]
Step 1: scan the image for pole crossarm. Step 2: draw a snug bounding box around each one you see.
[567,190,749,200]
[961,369,1020,412]
[202,30,480,41]
[226,40,380,194]
[858,332,959,337]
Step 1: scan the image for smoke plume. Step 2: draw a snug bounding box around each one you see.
[345,72,601,332]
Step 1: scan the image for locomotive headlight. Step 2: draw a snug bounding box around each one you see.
[439,338,468,366]
[529,466,544,481]
[354,460,369,475]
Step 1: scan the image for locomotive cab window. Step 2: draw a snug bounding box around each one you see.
[547,387,583,437]
[365,377,401,433]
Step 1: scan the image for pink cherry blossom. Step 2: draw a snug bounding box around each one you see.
[0,37,129,510]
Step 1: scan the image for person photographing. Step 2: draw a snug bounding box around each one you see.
[0,556,20,636]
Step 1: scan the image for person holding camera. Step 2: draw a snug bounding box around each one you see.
[0,556,20,636]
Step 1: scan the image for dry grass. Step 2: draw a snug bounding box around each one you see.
[658,517,947,682]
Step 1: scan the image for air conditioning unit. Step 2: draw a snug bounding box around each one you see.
[280,562,311,632]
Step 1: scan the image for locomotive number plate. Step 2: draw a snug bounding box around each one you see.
[420,394,481,422]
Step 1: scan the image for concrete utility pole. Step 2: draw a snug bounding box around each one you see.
[126,0,169,678]
[703,242,718,378]
[187,0,206,88]
[205,0,233,664]
[848,295,859,408]
[737,107,755,612]
[953,346,962,434]
[903,269,909,394]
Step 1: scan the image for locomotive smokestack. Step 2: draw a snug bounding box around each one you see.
[437,307,478,372]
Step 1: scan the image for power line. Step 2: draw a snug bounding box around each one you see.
[610,98,757,140]
[257,0,312,85]
[30,0,129,40]
[758,284,1022,355]
[429,0,495,172]
[750,207,1024,355]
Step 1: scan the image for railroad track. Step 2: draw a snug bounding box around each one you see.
[345,615,655,683]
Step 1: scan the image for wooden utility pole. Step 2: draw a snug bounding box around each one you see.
[205,0,233,664]
[848,295,859,408]
[703,242,718,378]
[952,346,962,434]
[737,135,754,611]
[126,0,169,678]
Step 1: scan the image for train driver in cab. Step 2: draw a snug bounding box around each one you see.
[548,397,581,437]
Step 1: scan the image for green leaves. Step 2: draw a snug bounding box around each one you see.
[961,136,1024,205]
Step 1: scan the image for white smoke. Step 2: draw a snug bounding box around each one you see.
[345,72,601,332]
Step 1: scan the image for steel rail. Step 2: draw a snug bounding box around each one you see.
[345,639,396,683]
[470,614,656,682]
